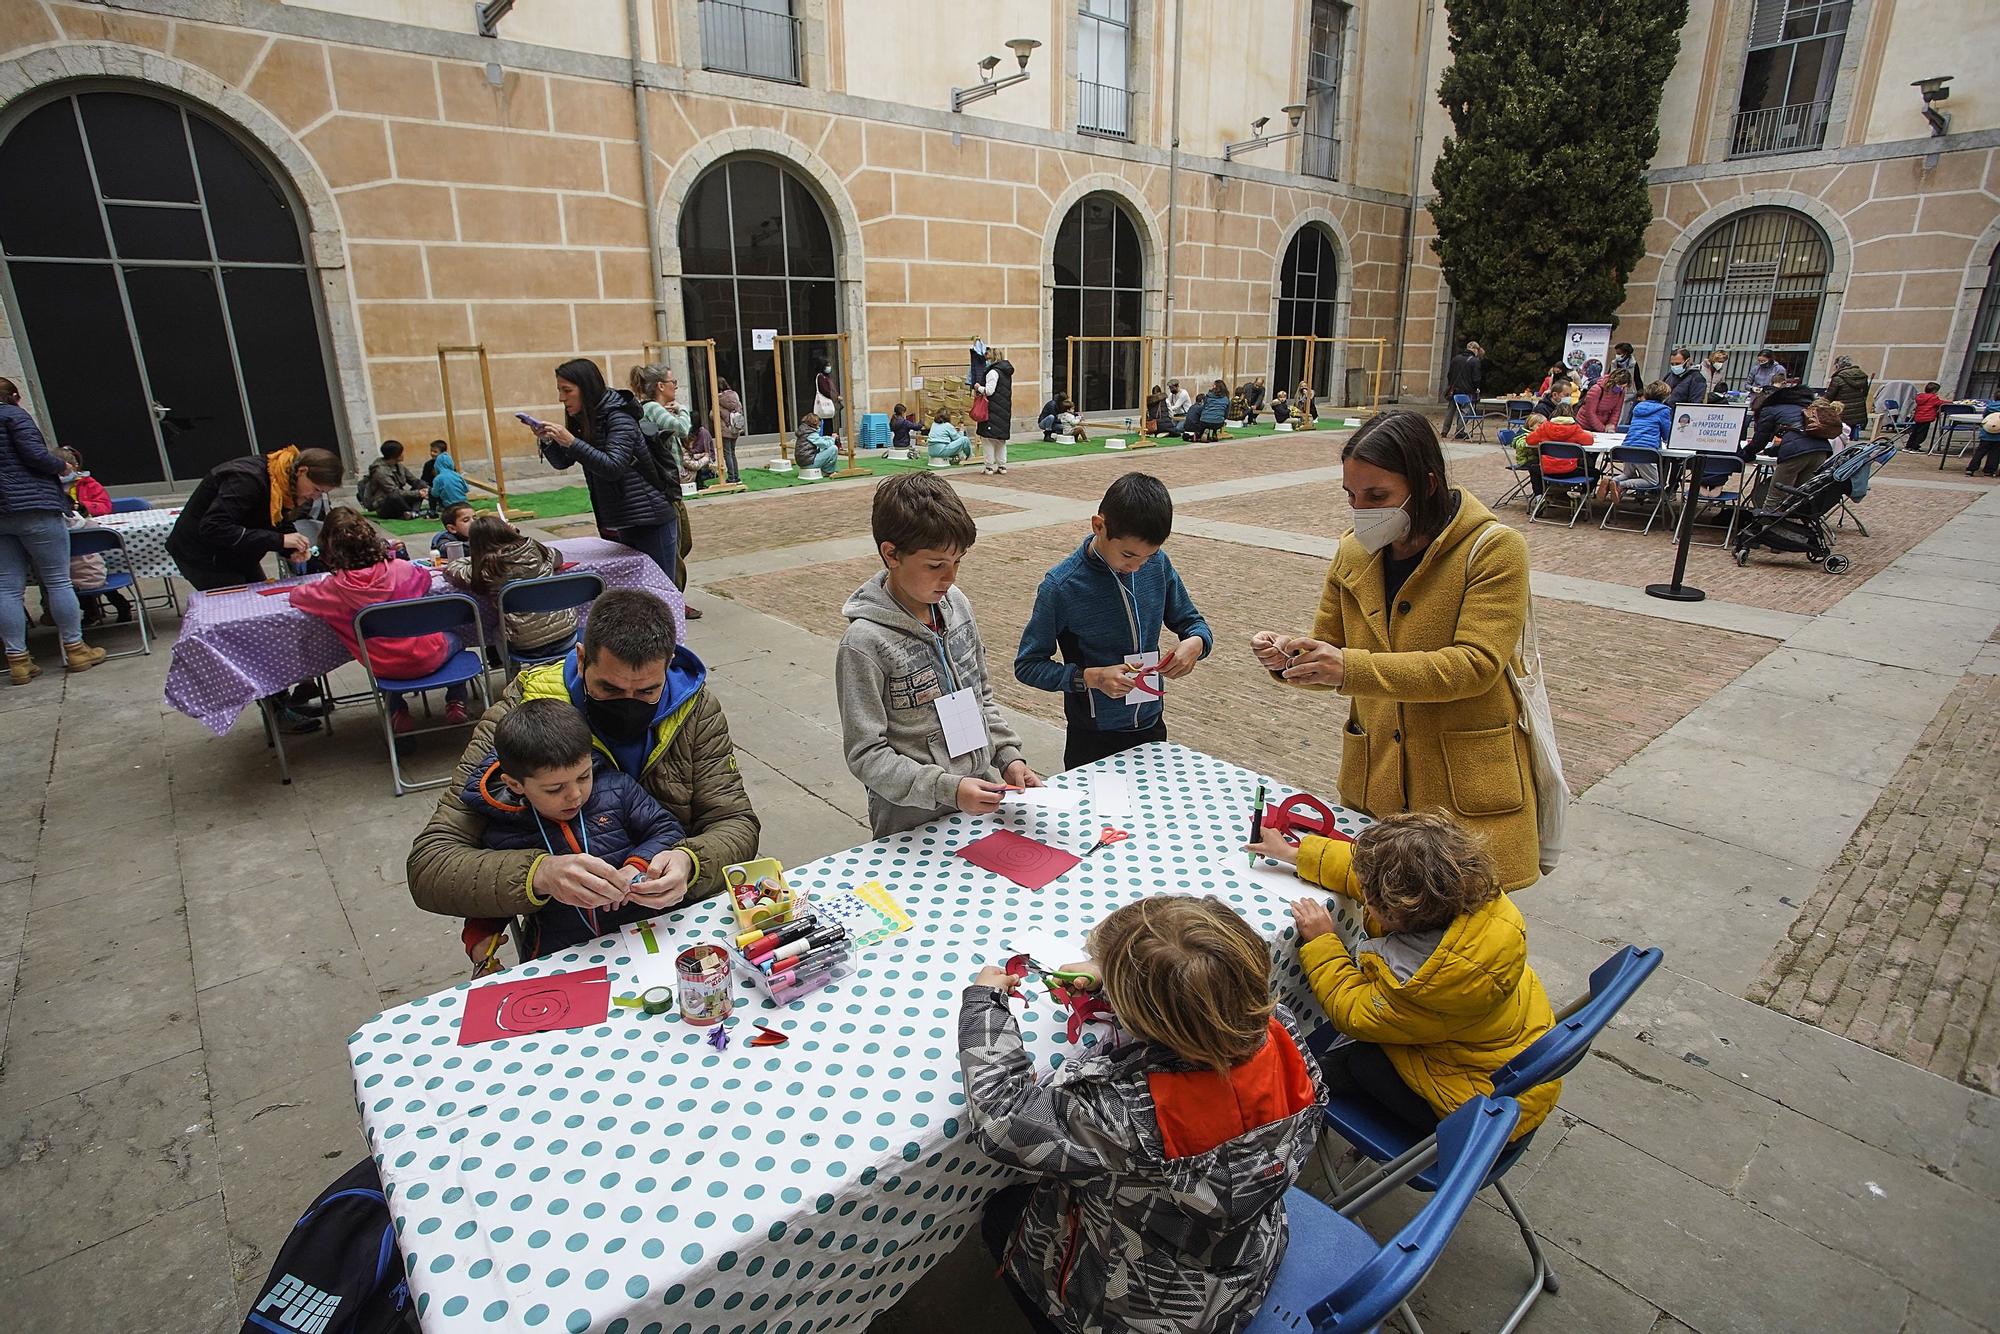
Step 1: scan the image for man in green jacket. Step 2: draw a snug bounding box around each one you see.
[406,589,760,952]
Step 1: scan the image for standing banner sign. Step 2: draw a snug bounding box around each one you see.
[1669,403,1746,452]
[1564,324,1612,378]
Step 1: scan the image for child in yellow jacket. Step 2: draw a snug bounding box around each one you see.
[1249,810,1559,1138]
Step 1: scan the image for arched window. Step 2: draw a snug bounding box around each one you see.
[1276,225,1340,397]
[0,88,337,487]
[1052,193,1144,413]
[1963,244,2000,400]
[1669,207,1830,388]
[678,157,837,437]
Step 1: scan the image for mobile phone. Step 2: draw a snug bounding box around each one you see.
[515,411,546,429]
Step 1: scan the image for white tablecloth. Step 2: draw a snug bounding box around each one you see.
[348,744,1369,1333]
[86,507,181,581]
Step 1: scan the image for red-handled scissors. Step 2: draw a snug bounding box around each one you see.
[1084,826,1130,855]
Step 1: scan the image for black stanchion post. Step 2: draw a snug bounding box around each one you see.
[1646,456,1707,603]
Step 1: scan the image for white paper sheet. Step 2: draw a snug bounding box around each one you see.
[1089,770,1133,819]
[999,785,1084,808]
[934,685,990,759]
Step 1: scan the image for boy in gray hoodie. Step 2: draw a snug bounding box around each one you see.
[837,472,1041,836]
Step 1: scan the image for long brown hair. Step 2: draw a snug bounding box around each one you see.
[1089,896,1274,1077]
[466,513,522,593]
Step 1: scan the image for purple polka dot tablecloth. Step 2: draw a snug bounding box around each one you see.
[163,536,684,736]
[346,743,1369,1334]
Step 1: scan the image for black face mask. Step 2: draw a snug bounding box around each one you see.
[586,694,655,745]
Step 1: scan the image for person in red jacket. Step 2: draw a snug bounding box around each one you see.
[1514,411,1595,498]
[289,507,469,734]
[1908,381,1947,453]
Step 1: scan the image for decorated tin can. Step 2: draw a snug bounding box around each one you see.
[675,943,734,1025]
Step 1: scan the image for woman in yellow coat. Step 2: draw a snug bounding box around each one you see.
[1250,811,1559,1137]
[1250,409,1541,890]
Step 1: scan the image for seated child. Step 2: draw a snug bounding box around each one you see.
[1597,382,1673,501]
[925,409,973,465]
[357,440,427,520]
[1057,400,1087,443]
[889,403,923,453]
[428,449,469,512]
[442,514,576,660]
[421,438,452,510]
[1515,412,1590,498]
[837,471,1037,835]
[1969,408,2000,479]
[794,412,839,474]
[57,446,133,626]
[57,445,110,517]
[432,501,476,557]
[681,424,719,489]
[1267,387,1291,426]
[289,507,470,734]
[1296,381,1318,423]
[460,697,686,969]
[1907,382,1945,453]
[1250,811,1558,1139]
[961,895,1327,1334]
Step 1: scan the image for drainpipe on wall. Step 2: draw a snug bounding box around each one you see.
[1390,0,1436,402]
[1160,0,1186,382]
[627,0,669,345]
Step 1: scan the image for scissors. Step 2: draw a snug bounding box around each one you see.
[1083,826,1130,856]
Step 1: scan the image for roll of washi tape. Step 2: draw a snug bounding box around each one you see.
[613,986,676,1016]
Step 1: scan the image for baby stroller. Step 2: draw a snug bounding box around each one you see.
[1730,443,1874,574]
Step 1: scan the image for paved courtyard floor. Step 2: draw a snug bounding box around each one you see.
[3,423,1997,1332]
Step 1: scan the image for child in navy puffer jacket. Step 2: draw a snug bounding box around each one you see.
[460,698,686,968]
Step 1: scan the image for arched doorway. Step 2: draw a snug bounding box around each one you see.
[1962,244,2000,400]
[0,87,338,489]
[677,156,838,438]
[1276,224,1340,397]
[1668,207,1830,388]
[1052,193,1144,414]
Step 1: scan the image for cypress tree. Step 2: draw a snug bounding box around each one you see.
[1429,1,1690,391]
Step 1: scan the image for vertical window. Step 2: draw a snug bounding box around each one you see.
[1732,0,1850,157]
[1052,194,1145,413]
[1964,246,2000,400]
[1301,0,1346,180]
[699,0,802,85]
[1669,207,1830,386]
[1078,0,1131,140]
[0,89,335,487]
[678,158,838,437]
[1276,226,1339,397]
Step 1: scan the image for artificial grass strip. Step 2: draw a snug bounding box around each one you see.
[368,419,1341,536]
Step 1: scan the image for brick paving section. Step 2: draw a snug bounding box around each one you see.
[1748,673,2000,1094]
[713,524,1778,797]
[685,486,1019,561]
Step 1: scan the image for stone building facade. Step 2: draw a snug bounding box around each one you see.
[0,0,1993,490]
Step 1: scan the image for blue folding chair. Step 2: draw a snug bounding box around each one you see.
[1598,445,1667,533]
[1528,442,1592,527]
[497,571,604,678]
[1492,428,1533,510]
[353,592,492,797]
[1249,1097,1520,1334]
[1687,452,1748,547]
[1318,946,1664,1334]
[1451,394,1494,443]
[1504,398,1534,426]
[108,496,151,513]
[66,527,151,658]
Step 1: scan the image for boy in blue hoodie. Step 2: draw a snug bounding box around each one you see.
[459,697,686,967]
[1014,473,1213,770]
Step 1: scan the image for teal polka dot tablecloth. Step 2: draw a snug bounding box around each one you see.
[347,743,1369,1334]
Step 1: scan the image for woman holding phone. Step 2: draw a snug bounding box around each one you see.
[527,358,677,586]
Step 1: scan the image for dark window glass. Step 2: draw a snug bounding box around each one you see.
[1050,286,1080,396]
[79,92,197,203]
[1053,209,1082,288]
[1110,209,1141,290]
[679,170,735,277]
[124,266,250,479]
[0,101,109,259]
[1051,193,1146,413]
[6,261,159,484]
[191,118,302,263]
[1113,289,1141,338]
[107,204,211,261]
[1278,226,1340,395]
[727,160,785,278]
[1079,200,1115,286]
[782,174,834,278]
[224,268,337,452]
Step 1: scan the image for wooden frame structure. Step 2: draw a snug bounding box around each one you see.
[639,338,746,495]
[773,331,867,479]
[435,344,532,519]
[1062,334,1156,442]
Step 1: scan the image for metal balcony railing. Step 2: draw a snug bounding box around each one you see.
[1078,79,1131,140]
[699,0,802,85]
[1729,99,1832,158]
[1301,130,1340,180]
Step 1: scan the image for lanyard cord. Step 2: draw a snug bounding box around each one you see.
[532,807,587,858]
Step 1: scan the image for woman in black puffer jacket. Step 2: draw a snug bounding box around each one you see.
[532,357,677,585]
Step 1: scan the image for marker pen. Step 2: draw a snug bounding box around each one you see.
[744,918,818,960]
[770,954,845,998]
[758,929,845,972]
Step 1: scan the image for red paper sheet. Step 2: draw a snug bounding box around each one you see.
[956,829,1081,890]
[458,966,611,1045]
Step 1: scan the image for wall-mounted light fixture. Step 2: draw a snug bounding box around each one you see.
[1913,75,1954,137]
[1220,103,1308,172]
[951,38,1042,113]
